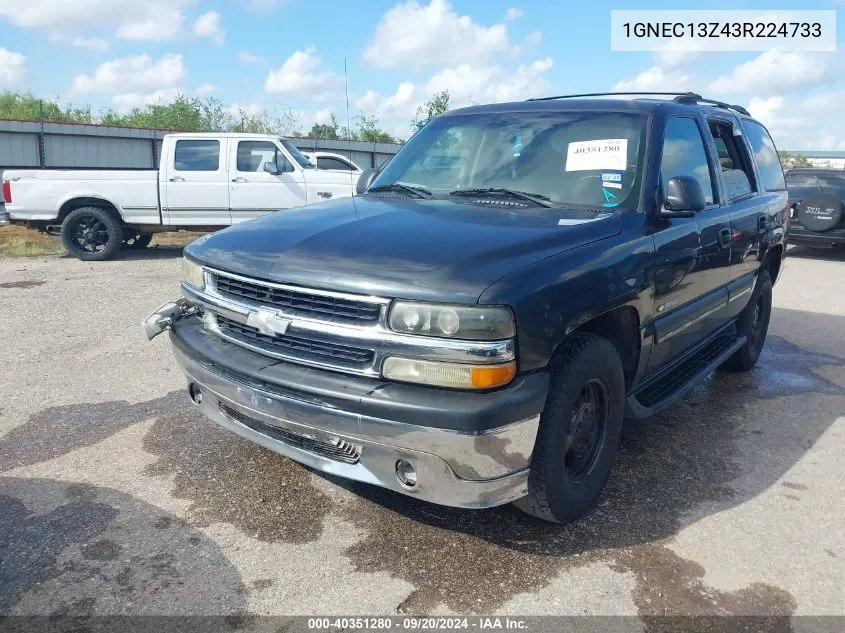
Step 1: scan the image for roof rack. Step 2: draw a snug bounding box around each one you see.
[528,91,697,102]
[528,91,751,117]
[671,93,750,116]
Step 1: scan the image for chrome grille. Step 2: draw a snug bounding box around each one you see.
[215,315,374,370]
[218,402,361,464]
[212,272,382,324]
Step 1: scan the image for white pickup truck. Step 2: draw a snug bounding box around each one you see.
[2,132,358,260]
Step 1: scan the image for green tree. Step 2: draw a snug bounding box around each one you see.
[411,90,450,132]
[308,113,341,139]
[778,150,812,169]
[351,114,397,143]
[0,91,94,123]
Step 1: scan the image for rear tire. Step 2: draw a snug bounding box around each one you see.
[722,269,772,372]
[61,206,123,261]
[514,332,625,524]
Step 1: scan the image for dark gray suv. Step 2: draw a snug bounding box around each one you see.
[786,168,845,248]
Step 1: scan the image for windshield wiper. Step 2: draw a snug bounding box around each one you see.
[368,183,433,199]
[449,187,554,208]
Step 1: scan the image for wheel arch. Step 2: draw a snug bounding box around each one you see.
[58,196,124,225]
[551,304,643,392]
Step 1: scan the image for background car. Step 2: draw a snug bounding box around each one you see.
[302,151,363,173]
[785,168,845,249]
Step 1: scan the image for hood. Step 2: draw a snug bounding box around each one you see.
[186,196,622,303]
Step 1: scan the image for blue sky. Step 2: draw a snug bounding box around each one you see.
[0,0,842,148]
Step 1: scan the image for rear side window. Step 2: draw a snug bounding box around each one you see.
[661,117,716,206]
[174,140,220,172]
[317,157,355,171]
[742,121,786,191]
[815,172,845,200]
[709,120,756,201]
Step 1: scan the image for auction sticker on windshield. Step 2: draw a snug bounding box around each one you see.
[566,139,628,172]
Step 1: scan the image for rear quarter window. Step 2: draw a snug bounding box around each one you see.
[742,120,785,191]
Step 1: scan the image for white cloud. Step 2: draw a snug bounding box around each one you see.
[313,107,335,125]
[747,90,845,151]
[0,0,192,41]
[69,37,110,51]
[192,11,225,45]
[237,51,265,64]
[612,66,694,92]
[362,0,511,70]
[504,7,522,20]
[111,88,181,110]
[709,49,833,97]
[354,58,554,136]
[194,83,218,96]
[71,53,185,95]
[227,102,264,117]
[0,48,25,84]
[265,46,341,98]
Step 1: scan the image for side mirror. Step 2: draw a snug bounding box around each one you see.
[356,168,378,194]
[661,176,706,218]
[264,162,280,175]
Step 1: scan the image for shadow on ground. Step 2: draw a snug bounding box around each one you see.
[0,477,247,629]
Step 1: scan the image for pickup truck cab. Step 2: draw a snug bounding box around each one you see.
[146,93,787,524]
[2,133,357,261]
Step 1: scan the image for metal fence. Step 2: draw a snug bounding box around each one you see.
[0,119,401,175]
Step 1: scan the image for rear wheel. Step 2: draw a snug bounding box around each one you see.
[722,269,772,372]
[123,232,153,249]
[61,206,123,261]
[514,333,625,524]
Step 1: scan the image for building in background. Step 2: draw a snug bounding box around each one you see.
[785,151,845,170]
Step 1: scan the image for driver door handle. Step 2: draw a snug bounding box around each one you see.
[317,191,332,199]
[232,177,247,183]
[169,176,185,182]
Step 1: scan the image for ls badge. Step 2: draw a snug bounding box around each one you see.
[246,308,292,337]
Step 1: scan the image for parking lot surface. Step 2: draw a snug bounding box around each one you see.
[1,246,844,624]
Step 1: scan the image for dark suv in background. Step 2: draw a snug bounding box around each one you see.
[786,168,845,248]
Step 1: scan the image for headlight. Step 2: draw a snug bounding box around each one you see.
[182,256,205,290]
[388,301,514,340]
[382,357,516,390]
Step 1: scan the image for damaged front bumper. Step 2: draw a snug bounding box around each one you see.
[145,297,547,509]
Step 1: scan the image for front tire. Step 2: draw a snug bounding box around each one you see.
[722,269,772,372]
[61,207,123,261]
[514,333,626,524]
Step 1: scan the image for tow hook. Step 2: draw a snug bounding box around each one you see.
[143,298,196,341]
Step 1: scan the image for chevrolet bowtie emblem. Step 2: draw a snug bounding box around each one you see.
[246,308,292,337]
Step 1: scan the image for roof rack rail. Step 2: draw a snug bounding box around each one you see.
[671,94,751,116]
[528,91,699,102]
[527,91,752,116]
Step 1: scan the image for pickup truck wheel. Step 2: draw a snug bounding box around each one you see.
[123,233,153,249]
[722,269,772,372]
[61,207,123,261]
[514,333,625,524]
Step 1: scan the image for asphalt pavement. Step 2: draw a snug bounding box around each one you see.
[0,245,843,628]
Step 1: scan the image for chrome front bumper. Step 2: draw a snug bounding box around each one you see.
[147,299,541,509]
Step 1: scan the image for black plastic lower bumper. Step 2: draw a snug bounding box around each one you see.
[788,224,845,248]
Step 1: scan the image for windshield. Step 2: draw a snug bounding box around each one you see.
[371,111,645,209]
[280,139,315,169]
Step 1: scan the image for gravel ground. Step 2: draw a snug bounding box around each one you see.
[0,245,844,627]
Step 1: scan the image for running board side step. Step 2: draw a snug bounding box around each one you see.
[625,334,746,420]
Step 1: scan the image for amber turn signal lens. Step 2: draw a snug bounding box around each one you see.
[470,362,516,388]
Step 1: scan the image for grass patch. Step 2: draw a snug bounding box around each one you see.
[0,225,65,257]
[0,225,208,258]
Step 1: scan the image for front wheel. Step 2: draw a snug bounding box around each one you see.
[61,207,123,261]
[722,269,772,372]
[514,332,626,524]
